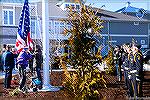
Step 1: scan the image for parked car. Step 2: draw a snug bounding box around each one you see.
[143,49,150,64]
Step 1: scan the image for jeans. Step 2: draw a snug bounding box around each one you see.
[4,67,13,88]
[130,74,143,98]
[36,67,42,84]
[115,64,122,81]
[18,65,26,90]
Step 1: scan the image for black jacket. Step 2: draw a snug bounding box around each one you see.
[34,50,43,67]
[2,50,15,69]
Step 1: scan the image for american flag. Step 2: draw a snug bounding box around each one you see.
[16,0,33,53]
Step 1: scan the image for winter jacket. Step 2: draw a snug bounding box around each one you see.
[34,49,43,67]
[2,50,15,69]
[17,51,32,67]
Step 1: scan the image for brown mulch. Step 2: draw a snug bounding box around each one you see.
[0,71,130,100]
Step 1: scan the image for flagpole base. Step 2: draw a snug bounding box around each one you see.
[38,84,61,92]
[28,84,61,92]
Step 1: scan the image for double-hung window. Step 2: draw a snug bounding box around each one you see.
[54,21,60,34]
[60,22,64,34]
[31,19,36,38]
[2,9,15,25]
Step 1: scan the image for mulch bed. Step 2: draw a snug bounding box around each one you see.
[0,71,129,100]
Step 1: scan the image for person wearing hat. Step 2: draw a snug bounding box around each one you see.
[129,43,143,98]
[113,45,122,81]
[124,43,134,97]
[122,43,130,89]
[17,47,32,92]
[1,45,15,88]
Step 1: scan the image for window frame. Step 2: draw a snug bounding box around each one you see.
[2,9,15,26]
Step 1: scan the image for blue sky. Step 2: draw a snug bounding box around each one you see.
[86,0,150,11]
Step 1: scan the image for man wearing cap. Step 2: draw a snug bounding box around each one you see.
[17,47,32,92]
[130,43,143,98]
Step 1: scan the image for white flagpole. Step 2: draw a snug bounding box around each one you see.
[41,0,60,91]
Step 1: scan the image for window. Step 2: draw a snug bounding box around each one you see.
[4,11,8,24]
[54,21,65,34]
[60,22,65,34]
[49,21,53,34]
[51,20,71,35]
[54,21,60,34]
[134,22,139,25]
[9,11,13,25]
[31,20,36,38]
[2,9,14,25]
[141,40,145,44]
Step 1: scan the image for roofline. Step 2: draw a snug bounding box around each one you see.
[102,18,150,23]
[91,7,150,22]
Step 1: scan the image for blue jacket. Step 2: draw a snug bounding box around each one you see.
[17,51,32,67]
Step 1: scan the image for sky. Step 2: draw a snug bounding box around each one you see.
[29,0,150,12]
[86,0,150,11]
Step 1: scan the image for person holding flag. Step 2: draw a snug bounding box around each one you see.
[17,47,32,92]
[15,0,33,92]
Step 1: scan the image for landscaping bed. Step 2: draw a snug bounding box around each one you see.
[0,70,134,100]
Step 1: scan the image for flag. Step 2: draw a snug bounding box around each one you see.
[16,0,33,53]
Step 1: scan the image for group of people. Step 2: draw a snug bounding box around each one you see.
[0,42,144,97]
[0,44,43,92]
[113,42,143,98]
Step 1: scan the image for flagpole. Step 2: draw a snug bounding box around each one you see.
[41,0,60,91]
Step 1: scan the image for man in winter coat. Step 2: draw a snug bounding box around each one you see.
[2,45,15,88]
